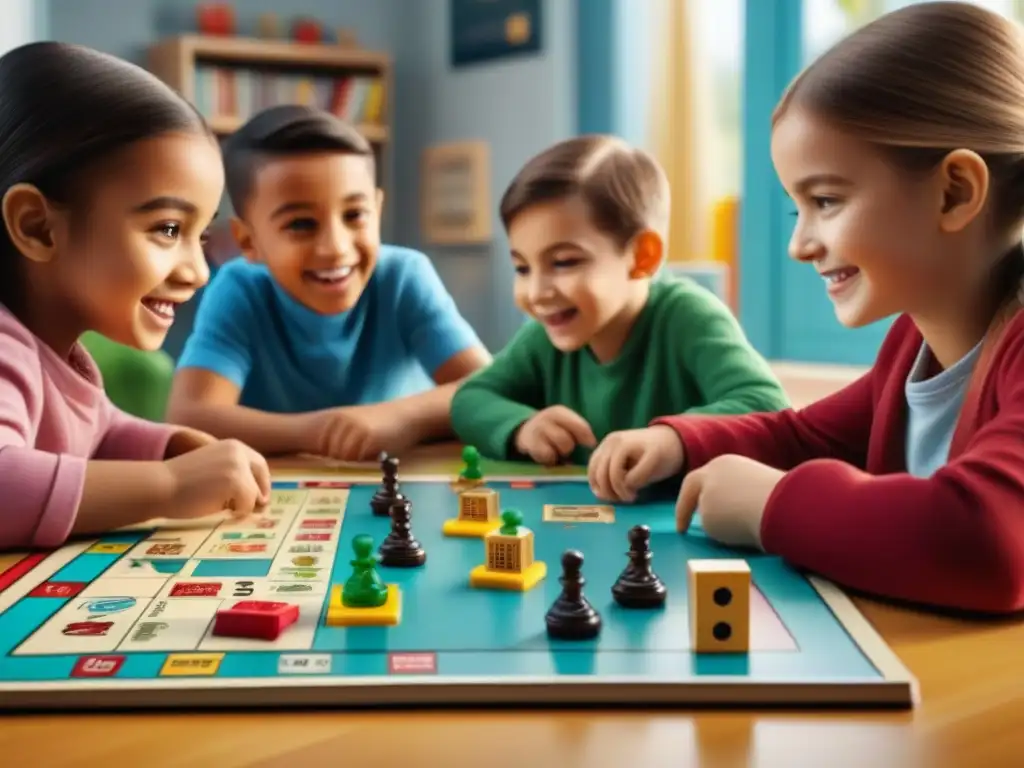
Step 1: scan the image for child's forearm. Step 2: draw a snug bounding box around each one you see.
[74,460,177,535]
[168,402,317,456]
[393,382,460,443]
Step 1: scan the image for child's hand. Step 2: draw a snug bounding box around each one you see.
[164,439,271,519]
[163,427,217,458]
[588,425,684,501]
[314,404,417,462]
[513,406,597,465]
[675,454,783,550]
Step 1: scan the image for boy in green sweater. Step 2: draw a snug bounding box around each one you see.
[450,135,789,466]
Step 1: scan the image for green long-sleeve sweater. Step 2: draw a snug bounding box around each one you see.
[450,277,790,464]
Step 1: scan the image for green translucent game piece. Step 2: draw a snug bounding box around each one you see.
[499,508,523,535]
[341,534,388,608]
[460,445,483,480]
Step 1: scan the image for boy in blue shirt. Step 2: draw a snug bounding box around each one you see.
[168,106,490,460]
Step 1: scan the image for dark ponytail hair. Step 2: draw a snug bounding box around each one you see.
[0,42,212,313]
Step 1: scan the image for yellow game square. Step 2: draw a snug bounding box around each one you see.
[160,653,224,676]
[442,518,501,537]
[469,561,547,591]
[86,542,132,554]
[326,584,401,626]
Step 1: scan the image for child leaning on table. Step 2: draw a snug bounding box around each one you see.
[450,135,789,466]
[589,2,1024,614]
[0,42,271,551]
[167,105,491,461]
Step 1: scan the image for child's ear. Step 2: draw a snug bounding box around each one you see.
[229,217,258,262]
[2,183,57,263]
[937,149,989,233]
[375,188,385,213]
[628,230,664,279]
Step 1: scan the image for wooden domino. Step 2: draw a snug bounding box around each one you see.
[687,559,750,653]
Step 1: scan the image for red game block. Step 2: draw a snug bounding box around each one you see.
[212,600,299,640]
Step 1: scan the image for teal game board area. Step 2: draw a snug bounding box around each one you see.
[0,471,916,710]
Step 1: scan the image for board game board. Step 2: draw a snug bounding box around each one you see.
[0,467,917,710]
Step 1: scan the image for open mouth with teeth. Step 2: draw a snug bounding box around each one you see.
[822,266,860,286]
[141,298,177,322]
[304,266,356,286]
[537,308,579,328]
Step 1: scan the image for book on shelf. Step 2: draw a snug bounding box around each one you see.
[192,64,386,132]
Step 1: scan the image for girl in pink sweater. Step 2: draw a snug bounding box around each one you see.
[0,42,270,550]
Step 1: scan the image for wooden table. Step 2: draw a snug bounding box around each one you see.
[2,445,1024,767]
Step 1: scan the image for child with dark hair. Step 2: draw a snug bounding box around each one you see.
[591,2,1024,614]
[169,105,490,460]
[450,134,788,466]
[0,42,270,550]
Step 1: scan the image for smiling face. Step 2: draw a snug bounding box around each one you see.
[20,131,223,352]
[233,151,381,316]
[771,108,963,328]
[508,196,652,361]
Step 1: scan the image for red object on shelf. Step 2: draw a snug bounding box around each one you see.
[197,3,235,36]
[292,18,323,43]
[213,600,299,640]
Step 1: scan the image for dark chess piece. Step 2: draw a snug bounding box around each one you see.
[611,525,667,608]
[370,452,405,517]
[545,550,601,640]
[378,498,426,567]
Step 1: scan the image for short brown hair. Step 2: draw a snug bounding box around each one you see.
[499,135,670,249]
[774,1,1024,234]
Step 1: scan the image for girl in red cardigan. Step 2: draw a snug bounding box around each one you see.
[588,2,1024,614]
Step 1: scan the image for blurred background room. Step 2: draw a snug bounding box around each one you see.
[7,0,1024,411]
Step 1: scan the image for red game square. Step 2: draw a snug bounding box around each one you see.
[299,519,337,529]
[509,481,535,489]
[71,655,125,677]
[213,600,299,640]
[170,582,222,597]
[29,581,85,598]
[295,533,331,541]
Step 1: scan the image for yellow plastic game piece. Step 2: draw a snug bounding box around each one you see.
[687,559,750,653]
[443,488,502,537]
[326,584,401,626]
[469,509,546,591]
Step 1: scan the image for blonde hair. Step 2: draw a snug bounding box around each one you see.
[775,2,1024,302]
[499,135,670,249]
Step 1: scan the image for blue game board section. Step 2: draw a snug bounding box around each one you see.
[0,478,891,693]
[191,560,273,578]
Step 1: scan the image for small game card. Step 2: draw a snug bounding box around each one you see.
[542,504,615,524]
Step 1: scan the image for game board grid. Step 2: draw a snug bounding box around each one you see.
[0,476,916,708]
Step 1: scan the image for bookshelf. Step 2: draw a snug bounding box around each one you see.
[147,34,391,153]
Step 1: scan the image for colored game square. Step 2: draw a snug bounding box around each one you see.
[85,542,132,555]
[71,655,125,678]
[28,582,85,599]
[509,481,535,489]
[213,600,299,640]
[326,585,400,626]
[159,653,224,676]
[191,560,273,578]
[388,652,436,675]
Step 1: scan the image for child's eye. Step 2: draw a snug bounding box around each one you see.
[153,222,180,240]
[344,208,369,224]
[812,196,839,210]
[553,258,582,269]
[513,264,529,275]
[285,218,317,232]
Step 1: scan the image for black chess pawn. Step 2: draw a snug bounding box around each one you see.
[370,452,405,517]
[378,498,426,567]
[611,525,667,608]
[545,550,601,640]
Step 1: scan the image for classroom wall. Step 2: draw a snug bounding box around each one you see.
[389,0,578,351]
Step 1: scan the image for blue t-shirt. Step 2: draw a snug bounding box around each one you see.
[176,245,482,413]
[904,340,982,477]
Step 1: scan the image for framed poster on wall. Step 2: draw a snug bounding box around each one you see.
[421,140,492,246]
[451,0,542,67]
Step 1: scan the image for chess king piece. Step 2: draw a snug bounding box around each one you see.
[611,525,667,608]
[341,534,388,607]
[545,549,602,640]
[370,451,405,516]
[378,498,426,567]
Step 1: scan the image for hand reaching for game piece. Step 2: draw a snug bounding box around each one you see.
[675,454,784,550]
[587,425,685,501]
[314,404,418,462]
[514,405,597,465]
[164,439,271,519]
